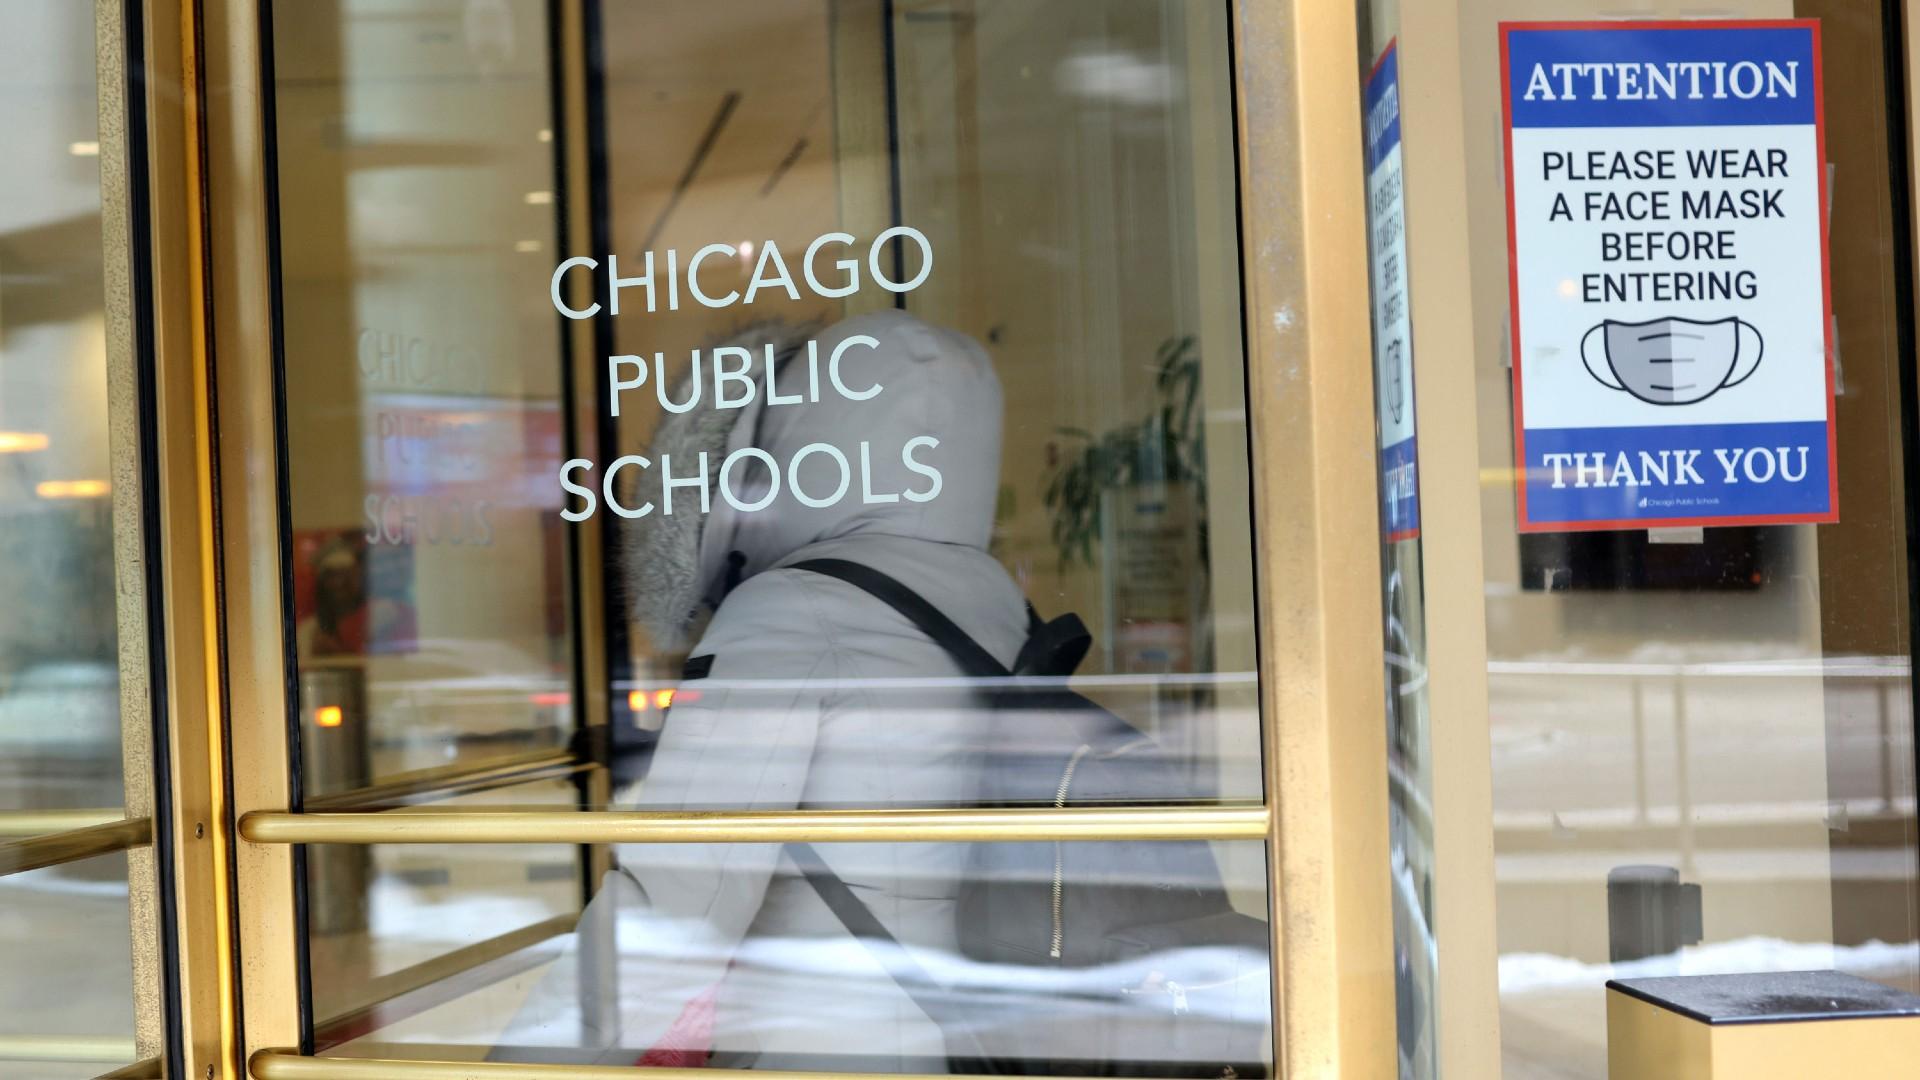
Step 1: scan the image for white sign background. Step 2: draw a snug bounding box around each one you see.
[1512,124,1827,431]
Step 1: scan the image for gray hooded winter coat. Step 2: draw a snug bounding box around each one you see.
[502,310,1028,1069]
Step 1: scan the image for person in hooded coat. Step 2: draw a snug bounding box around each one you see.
[499,309,1028,1070]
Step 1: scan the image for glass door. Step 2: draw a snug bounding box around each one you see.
[206,2,1381,1077]
[266,2,589,1049]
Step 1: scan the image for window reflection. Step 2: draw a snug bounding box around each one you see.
[273,0,575,798]
[0,6,147,1076]
[0,8,123,827]
[0,856,140,1078]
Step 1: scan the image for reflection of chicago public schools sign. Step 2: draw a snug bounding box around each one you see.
[1501,20,1837,531]
[1365,41,1421,542]
[546,229,939,522]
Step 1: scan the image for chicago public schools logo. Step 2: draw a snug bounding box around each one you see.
[1579,317,1764,406]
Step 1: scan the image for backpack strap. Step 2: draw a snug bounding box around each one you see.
[788,558,1012,679]
[784,559,1034,1064]
[1013,611,1091,678]
[785,841,944,1001]
[788,841,1000,1062]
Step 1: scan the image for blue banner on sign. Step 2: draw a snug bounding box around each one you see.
[1381,434,1420,540]
[1365,45,1402,171]
[1367,41,1420,542]
[1506,24,1818,129]
[1522,420,1831,526]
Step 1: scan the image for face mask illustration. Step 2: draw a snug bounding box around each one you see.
[1579,317,1764,406]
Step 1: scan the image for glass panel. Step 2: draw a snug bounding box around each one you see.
[584,4,1270,1066]
[0,855,140,1078]
[322,840,1272,1077]
[0,3,159,1076]
[884,0,1259,799]
[1406,2,1920,1076]
[596,0,1258,806]
[271,0,576,794]
[266,0,586,1046]
[306,779,582,1036]
[269,0,1267,1074]
[0,6,127,828]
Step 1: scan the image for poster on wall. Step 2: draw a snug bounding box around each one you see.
[291,529,418,658]
[1499,20,1836,532]
[1366,39,1421,542]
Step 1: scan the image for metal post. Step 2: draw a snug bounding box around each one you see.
[1633,679,1649,826]
[1671,676,1695,879]
[298,665,369,938]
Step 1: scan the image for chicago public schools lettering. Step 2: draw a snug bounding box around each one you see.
[550,228,949,522]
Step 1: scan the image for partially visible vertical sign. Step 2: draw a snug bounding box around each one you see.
[1366,41,1421,542]
[1368,40,1438,1079]
[1111,483,1200,674]
[1500,20,1835,532]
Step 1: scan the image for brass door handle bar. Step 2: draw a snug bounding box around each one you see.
[0,817,152,878]
[238,805,1270,845]
[92,1057,162,1079]
[0,808,127,838]
[305,750,593,812]
[252,1049,1108,1080]
[313,914,579,1049]
[0,1034,140,1064]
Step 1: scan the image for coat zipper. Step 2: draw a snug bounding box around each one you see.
[1050,744,1094,959]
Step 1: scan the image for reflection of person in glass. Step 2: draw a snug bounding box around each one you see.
[297,538,367,657]
[508,310,1027,1069]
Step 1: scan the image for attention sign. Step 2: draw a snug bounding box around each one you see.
[1500,20,1835,532]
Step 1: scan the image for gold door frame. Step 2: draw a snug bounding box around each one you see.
[1230,6,1396,1077]
[126,2,1400,1078]
[1374,4,1504,1078]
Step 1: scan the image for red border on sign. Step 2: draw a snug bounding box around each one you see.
[1498,18,1839,533]
[1370,35,1397,81]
